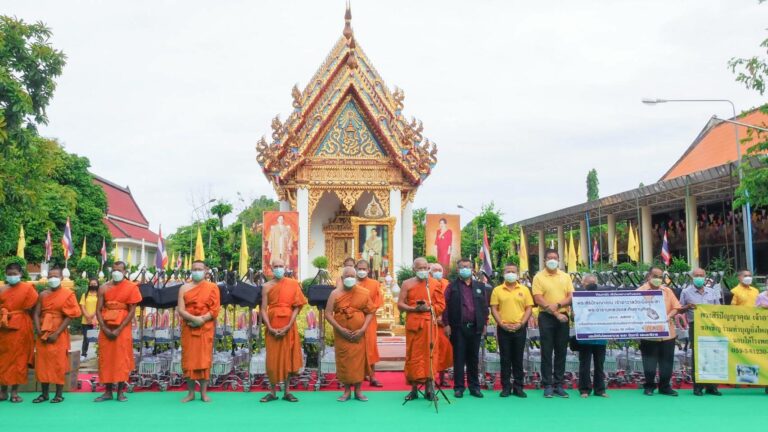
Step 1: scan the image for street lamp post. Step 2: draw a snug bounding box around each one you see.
[642,98,754,272]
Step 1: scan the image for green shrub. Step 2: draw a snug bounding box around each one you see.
[75,256,100,278]
[312,256,329,269]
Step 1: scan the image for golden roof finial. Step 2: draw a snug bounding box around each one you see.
[346,36,358,70]
[343,1,353,40]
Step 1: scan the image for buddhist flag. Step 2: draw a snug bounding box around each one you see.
[61,217,74,262]
[239,224,250,277]
[481,228,493,277]
[661,230,671,266]
[80,236,87,259]
[518,228,529,275]
[567,231,577,273]
[16,225,26,259]
[176,253,183,270]
[155,226,168,270]
[194,227,205,261]
[45,230,53,262]
[100,238,108,267]
[611,234,618,264]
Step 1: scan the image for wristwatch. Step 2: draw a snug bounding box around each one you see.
[556,302,561,310]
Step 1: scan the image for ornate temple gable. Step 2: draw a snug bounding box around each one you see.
[256,4,438,195]
[314,97,387,158]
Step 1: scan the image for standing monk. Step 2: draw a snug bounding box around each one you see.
[398,257,445,401]
[354,260,384,387]
[261,258,307,403]
[325,266,375,401]
[177,260,220,403]
[94,261,142,402]
[0,263,39,403]
[430,263,453,386]
[32,266,81,403]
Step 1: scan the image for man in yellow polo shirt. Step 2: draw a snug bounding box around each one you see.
[532,249,573,398]
[731,270,759,306]
[491,264,533,398]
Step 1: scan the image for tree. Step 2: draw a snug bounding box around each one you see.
[210,201,233,230]
[460,202,518,273]
[587,169,599,201]
[412,207,426,257]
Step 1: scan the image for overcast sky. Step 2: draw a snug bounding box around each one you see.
[7,0,768,232]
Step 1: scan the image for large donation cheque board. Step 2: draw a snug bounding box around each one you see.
[572,290,670,340]
[694,304,768,385]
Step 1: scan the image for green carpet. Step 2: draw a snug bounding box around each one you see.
[2,389,765,431]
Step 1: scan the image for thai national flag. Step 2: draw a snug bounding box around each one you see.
[592,238,600,263]
[661,230,671,266]
[155,226,168,270]
[100,238,108,266]
[61,218,74,260]
[481,228,493,277]
[45,230,53,262]
[176,254,182,270]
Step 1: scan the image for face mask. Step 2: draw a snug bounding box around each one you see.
[47,277,61,289]
[112,271,125,282]
[584,283,598,291]
[343,277,357,289]
[190,270,205,282]
[650,278,663,288]
[273,268,285,279]
[546,259,559,270]
[742,276,753,286]
[504,273,518,283]
[693,277,706,288]
[459,268,472,279]
[89,285,99,290]
[432,271,443,280]
[6,275,21,285]
[416,270,429,280]
[356,270,368,279]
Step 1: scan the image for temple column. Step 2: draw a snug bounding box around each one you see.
[579,220,588,266]
[537,229,545,272]
[685,195,699,268]
[390,189,403,271]
[297,187,309,280]
[640,206,653,265]
[607,214,617,264]
[279,200,291,211]
[402,200,414,266]
[556,226,564,270]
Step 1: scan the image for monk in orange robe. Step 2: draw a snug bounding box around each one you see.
[430,263,453,385]
[353,259,384,387]
[325,266,375,401]
[260,258,307,403]
[398,257,445,401]
[178,260,220,403]
[0,262,39,403]
[32,267,81,404]
[94,261,142,402]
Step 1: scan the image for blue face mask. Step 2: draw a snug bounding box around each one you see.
[693,277,706,288]
[432,272,443,280]
[6,275,21,285]
[190,270,205,282]
[273,267,285,279]
[459,268,472,279]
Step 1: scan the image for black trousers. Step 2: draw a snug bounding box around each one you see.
[539,313,569,388]
[81,324,95,357]
[639,339,676,391]
[497,325,527,391]
[451,323,482,391]
[578,343,606,394]
[689,325,717,391]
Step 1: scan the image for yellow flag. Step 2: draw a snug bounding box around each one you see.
[611,234,618,264]
[126,248,133,265]
[693,223,699,262]
[518,228,529,274]
[239,224,250,276]
[194,227,205,261]
[16,225,26,259]
[576,236,583,265]
[567,231,577,273]
[80,236,87,259]
[113,245,119,262]
[627,222,639,262]
[185,254,191,271]
[169,252,175,271]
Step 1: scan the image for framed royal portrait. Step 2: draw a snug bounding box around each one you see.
[425,213,461,272]
[262,211,300,278]
[351,216,395,279]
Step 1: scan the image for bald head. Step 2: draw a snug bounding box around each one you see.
[342,266,356,279]
[430,263,443,273]
[271,258,285,268]
[413,257,429,272]
[582,274,597,286]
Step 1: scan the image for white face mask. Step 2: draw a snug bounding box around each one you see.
[112,271,125,282]
[504,273,518,283]
[343,277,357,289]
[742,276,753,286]
[416,270,429,280]
[432,271,443,280]
[545,259,559,270]
[356,270,368,279]
[191,270,205,282]
[47,277,61,289]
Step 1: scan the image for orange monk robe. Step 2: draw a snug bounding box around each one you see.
[404,278,445,385]
[98,280,142,383]
[333,285,375,385]
[0,282,38,385]
[181,281,221,380]
[265,278,307,384]
[434,279,453,372]
[358,277,383,365]
[35,288,81,385]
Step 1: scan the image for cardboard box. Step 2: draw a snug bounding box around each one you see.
[21,350,81,392]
